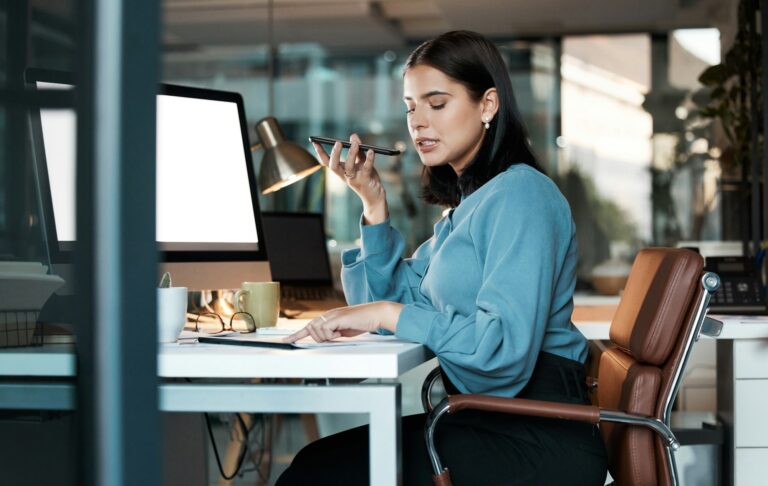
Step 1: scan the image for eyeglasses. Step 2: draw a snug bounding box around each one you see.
[194,311,256,334]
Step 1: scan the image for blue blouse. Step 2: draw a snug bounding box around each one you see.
[340,164,588,397]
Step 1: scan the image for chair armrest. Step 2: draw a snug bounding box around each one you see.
[442,395,679,449]
[426,396,679,485]
[447,395,600,424]
[701,316,723,337]
[425,395,599,485]
[421,366,443,413]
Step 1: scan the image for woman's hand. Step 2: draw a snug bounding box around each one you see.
[312,133,388,225]
[283,301,404,343]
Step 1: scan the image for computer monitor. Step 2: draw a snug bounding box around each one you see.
[26,69,271,290]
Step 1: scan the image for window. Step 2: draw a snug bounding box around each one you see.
[560,30,721,286]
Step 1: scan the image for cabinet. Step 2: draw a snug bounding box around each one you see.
[717,339,768,486]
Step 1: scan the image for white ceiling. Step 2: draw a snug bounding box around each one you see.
[162,0,735,51]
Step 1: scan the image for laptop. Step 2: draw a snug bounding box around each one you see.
[260,212,348,318]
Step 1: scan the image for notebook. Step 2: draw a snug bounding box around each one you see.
[260,212,348,318]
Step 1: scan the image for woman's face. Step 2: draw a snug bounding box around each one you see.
[403,64,493,175]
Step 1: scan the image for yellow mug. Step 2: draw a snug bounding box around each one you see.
[232,281,280,328]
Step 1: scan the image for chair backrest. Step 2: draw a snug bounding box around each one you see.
[596,248,704,486]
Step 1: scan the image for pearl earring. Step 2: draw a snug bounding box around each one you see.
[483,119,490,130]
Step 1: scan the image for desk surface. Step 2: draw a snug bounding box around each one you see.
[574,313,768,340]
[0,317,432,379]
[160,339,432,379]
[0,337,433,380]
[3,314,768,379]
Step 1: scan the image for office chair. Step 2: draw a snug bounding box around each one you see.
[421,248,722,486]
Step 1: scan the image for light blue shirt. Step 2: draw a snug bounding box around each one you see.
[341,164,588,397]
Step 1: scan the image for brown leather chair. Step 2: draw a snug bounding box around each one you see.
[423,248,722,486]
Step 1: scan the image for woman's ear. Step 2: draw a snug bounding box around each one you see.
[481,88,499,122]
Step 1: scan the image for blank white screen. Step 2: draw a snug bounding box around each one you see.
[39,108,77,242]
[37,82,76,242]
[37,84,259,250]
[156,95,258,248]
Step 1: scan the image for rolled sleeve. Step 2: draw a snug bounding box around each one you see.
[340,214,427,306]
[359,217,395,257]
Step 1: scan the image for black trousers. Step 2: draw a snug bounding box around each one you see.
[277,352,608,485]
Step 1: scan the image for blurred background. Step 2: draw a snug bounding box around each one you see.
[1,0,737,289]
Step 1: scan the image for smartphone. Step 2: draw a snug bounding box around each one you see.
[308,136,401,156]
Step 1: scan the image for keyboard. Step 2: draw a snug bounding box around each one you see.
[281,286,343,301]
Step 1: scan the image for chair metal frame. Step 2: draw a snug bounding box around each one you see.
[422,271,721,486]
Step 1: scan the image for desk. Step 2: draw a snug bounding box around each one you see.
[4,316,768,486]
[573,314,768,341]
[709,315,768,486]
[0,332,433,486]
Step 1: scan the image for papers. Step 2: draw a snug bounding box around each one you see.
[255,327,299,335]
[187,331,408,349]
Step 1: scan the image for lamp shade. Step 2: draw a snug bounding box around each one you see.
[255,117,321,194]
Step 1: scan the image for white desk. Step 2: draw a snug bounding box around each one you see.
[707,315,768,486]
[574,314,768,341]
[0,334,433,486]
[4,316,768,486]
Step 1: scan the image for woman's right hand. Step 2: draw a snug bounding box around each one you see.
[312,133,388,225]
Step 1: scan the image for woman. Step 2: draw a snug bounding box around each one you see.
[278,30,607,485]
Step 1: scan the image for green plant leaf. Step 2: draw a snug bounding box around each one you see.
[699,106,724,119]
[159,272,172,288]
[725,49,740,69]
[711,86,726,99]
[698,64,730,86]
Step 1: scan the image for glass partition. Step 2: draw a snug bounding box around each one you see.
[2,1,162,484]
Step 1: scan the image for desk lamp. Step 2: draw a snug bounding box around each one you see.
[252,116,322,194]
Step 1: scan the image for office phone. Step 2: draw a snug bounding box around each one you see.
[705,256,767,314]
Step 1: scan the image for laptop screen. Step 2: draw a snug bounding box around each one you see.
[260,213,333,285]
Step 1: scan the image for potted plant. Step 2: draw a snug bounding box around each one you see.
[698,0,762,172]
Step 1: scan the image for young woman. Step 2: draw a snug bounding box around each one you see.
[278,30,607,485]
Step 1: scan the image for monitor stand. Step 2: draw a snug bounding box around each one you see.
[160,261,272,290]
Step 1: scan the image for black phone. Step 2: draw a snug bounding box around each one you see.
[308,136,401,156]
[705,256,767,314]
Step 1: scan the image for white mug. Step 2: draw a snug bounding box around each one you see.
[157,287,188,343]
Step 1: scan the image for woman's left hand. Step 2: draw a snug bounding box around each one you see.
[283,301,404,343]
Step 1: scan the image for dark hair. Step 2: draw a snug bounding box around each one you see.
[405,30,544,207]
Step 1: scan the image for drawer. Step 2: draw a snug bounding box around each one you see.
[734,340,768,379]
[735,448,768,486]
[735,380,768,446]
